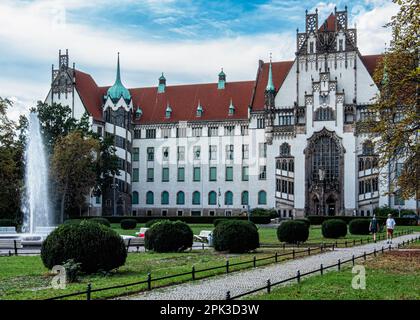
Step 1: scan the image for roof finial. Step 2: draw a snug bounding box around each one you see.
[266,53,275,92]
[116,52,121,83]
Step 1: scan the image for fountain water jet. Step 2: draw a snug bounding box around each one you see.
[21,112,55,235]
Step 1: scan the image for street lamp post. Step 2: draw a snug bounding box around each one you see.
[111,180,119,217]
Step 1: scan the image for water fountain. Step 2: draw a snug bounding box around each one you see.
[0,112,56,247]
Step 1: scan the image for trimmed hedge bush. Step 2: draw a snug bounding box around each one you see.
[145,221,193,252]
[250,208,278,218]
[120,219,137,230]
[213,220,259,253]
[349,219,371,235]
[90,217,110,227]
[277,221,309,244]
[63,219,83,225]
[294,218,310,229]
[41,221,127,273]
[307,215,417,226]
[145,219,161,228]
[322,219,347,238]
[0,219,17,227]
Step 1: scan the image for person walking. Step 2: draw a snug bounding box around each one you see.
[385,214,396,244]
[369,214,380,242]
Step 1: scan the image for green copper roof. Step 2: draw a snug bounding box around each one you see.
[266,61,275,92]
[228,98,235,115]
[218,68,226,77]
[107,53,131,102]
[159,72,166,80]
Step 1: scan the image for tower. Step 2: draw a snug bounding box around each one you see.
[264,54,276,144]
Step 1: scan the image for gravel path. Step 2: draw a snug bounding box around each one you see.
[121,232,419,300]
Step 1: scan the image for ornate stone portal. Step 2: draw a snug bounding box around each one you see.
[304,128,345,215]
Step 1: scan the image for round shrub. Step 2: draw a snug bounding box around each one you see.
[63,219,83,225]
[90,217,110,227]
[145,221,193,252]
[120,219,137,230]
[41,221,127,273]
[294,218,311,229]
[145,219,161,228]
[322,219,347,239]
[213,220,259,253]
[277,221,309,244]
[349,219,371,235]
[0,219,17,227]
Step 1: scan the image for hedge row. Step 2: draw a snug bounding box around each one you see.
[307,215,417,226]
[67,215,272,224]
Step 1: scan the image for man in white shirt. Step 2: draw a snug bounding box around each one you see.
[386,214,396,244]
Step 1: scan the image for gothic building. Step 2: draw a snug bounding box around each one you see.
[45,8,417,217]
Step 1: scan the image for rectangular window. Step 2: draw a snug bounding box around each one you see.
[176,127,186,138]
[162,167,169,182]
[242,166,249,181]
[192,127,202,137]
[224,126,235,136]
[242,144,249,159]
[177,167,185,182]
[145,129,156,139]
[394,190,405,206]
[193,167,201,182]
[134,129,141,139]
[133,148,139,161]
[147,147,154,161]
[97,126,103,137]
[132,168,139,182]
[95,196,101,204]
[147,168,154,182]
[226,145,234,160]
[225,166,233,181]
[241,125,249,136]
[209,145,217,160]
[161,128,171,138]
[259,165,267,180]
[177,146,185,161]
[259,143,267,158]
[193,146,201,160]
[208,126,219,137]
[162,147,169,161]
[209,167,217,181]
[257,118,265,129]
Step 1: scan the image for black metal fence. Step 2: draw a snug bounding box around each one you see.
[226,235,420,300]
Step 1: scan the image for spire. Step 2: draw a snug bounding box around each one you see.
[107,52,131,102]
[266,53,275,92]
[218,68,226,89]
[158,72,166,93]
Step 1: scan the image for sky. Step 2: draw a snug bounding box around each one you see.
[0,0,399,121]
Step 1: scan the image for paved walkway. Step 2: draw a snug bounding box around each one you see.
[121,232,419,300]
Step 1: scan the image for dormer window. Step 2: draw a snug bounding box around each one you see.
[165,104,172,119]
[228,99,235,116]
[196,101,203,117]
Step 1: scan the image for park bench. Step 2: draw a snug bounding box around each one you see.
[193,230,212,243]
[0,239,23,255]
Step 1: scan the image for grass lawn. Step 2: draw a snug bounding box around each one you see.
[248,248,420,300]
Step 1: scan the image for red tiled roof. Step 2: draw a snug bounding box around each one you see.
[251,60,294,110]
[129,81,254,124]
[74,70,104,121]
[319,13,336,32]
[360,54,383,76]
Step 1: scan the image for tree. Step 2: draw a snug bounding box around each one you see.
[51,131,100,219]
[0,98,24,221]
[367,0,419,200]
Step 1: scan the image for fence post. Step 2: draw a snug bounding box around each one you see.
[147,273,152,290]
[226,291,231,300]
[192,266,195,281]
[202,243,205,250]
[338,259,341,271]
[14,240,18,256]
[267,279,271,293]
[320,264,323,275]
[381,246,384,254]
[352,255,355,266]
[126,238,131,252]
[292,249,295,259]
[374,248,376,257]
[283,243,286,250]
[86,283,91,301]
[360,239,363,245]
[8,250,11,256]
[388,244,391,251]
[308,247,311,256]
[353,239,356,246]
[332,243,335,251]
[335,240,338,248]
[297,270,301,283]
[226,260,229,274]
[275,252,278,263]
[345,241,347,248]
[363,252,366,261]
[253,256,256,268]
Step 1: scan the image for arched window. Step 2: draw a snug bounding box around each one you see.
[208,191,217,205]
[315,107,334,121]
[365,159,371,170]
[192,191,201,205]
[280,143,290,156]
[225,191,233,205]
[281,160,288,171]
[241,191,249,205]
[258,190,267,205]
[311,136,340,181]
[288,160,294,172]
[176,191,185,205]
[132,191,139,205]
[359,158,364,171]
[161,191,169,205]
[362,140,374,155]
[146,191,154,205]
